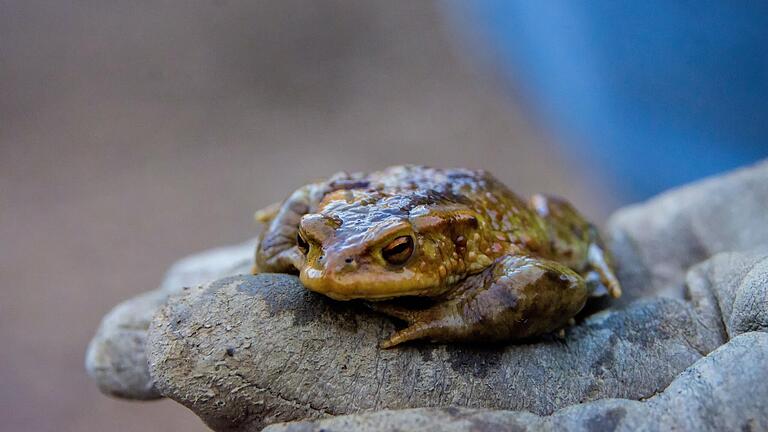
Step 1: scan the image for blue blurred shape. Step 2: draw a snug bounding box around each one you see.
[449,1,768,199]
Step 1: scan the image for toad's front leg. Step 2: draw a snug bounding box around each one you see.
[254,182,327,274]
[375,255,588,348]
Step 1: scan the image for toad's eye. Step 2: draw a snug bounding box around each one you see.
[296,232,309,254]
[382,235,414,265]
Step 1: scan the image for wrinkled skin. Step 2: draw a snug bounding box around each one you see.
[254,166,621,347]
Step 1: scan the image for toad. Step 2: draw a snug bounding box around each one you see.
[253,166,621,348]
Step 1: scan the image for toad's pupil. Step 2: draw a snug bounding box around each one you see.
[382,235,414,265]
[297,233,309,253]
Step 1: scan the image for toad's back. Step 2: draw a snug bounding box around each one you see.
[335,165,551,257]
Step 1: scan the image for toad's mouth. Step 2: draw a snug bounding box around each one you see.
[299,267,444,301]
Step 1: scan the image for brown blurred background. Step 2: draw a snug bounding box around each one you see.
[0,1,618,431]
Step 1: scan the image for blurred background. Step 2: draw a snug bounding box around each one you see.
[1,1,765,431]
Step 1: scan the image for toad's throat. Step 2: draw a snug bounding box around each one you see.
[300,267,446,301]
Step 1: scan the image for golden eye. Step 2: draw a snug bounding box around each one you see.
[296,232,309,254]
[382,235,414,265]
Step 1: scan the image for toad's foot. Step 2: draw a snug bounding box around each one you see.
[374,255,589,348]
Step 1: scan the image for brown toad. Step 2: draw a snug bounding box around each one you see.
[253,165,621,348]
